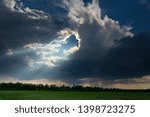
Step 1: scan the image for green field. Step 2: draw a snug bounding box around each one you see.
[0,91,149,100]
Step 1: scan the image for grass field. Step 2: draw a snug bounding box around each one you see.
[0,91,150,100]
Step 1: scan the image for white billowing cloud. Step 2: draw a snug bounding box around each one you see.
[63,0,101,25]
[102,15,133,47]
[63,0,133,54]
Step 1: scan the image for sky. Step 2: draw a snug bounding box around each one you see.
[0,0,150,89]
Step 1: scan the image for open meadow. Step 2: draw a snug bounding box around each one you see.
[0,91,149,100]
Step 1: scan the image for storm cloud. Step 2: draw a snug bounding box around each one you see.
[59,32,150,80]
[0,0,150,88]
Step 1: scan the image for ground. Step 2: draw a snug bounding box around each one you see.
[0,91,149,100]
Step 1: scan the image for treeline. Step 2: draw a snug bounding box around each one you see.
[0,82,150,92]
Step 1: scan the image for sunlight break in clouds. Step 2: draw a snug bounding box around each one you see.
[24,29,80,69]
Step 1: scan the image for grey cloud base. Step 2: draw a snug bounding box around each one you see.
[0,0,150,85]
[58,32,150,80]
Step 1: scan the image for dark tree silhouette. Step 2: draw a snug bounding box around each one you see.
[0,82,149,92]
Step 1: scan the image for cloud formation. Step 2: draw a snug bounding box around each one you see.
[57,0,134,79]
[58,32,150,80]
[0,0,68,55]
[0,0,150,88]
[63,0,133,57]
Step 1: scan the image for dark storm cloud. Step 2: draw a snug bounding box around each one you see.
[0,47,38,79]
[59,32,150,80]
[0,47,58,80]
[0,0,68,55]
[102,32,150,79]
[0,0,150,85]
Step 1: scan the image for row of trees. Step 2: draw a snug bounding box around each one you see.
[0,82,149,92]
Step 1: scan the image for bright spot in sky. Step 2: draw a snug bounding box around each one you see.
[24,31,80,69]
